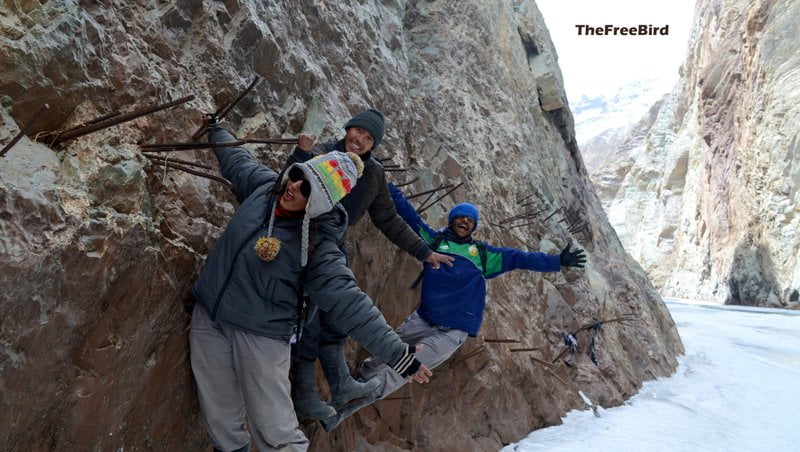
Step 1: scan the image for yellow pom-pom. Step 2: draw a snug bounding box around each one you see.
[254,236,281,261]
[346,152,365,178]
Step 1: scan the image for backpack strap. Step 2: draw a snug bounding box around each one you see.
[477,241,488,275]
[410,233,446,289]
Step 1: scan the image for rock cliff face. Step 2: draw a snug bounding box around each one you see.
[0,1,682,450]
[585,0,800,309]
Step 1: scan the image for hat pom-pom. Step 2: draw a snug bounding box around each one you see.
[254,236,281,261]
[346,152,365,177]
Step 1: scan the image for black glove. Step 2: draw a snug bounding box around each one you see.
[204,112,220,127]
[560,245,587,268]
[392,344,422,378]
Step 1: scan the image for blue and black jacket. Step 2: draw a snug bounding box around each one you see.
[389,183,562,336]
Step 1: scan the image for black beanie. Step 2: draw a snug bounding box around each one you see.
[344,108,385,149]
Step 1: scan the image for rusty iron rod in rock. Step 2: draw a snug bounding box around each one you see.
[517,193,534,204]
[417,181,464,214]
[548,369,571,387]
[149,159,231,187]
[530,355,559,370]
[449,345,485,368]
[244,138,299,145]
[383,396,412,401]
[510,233,538,251]
[61,111,122,134]
[140,140,246,150]
[483,338,520,344]
[552,347,571,364]
[143,153,213,170]
[416,190,439,213]
[498,207,549,225]
[1,103,49,158]
[37,110,124,143]
[542,208,562,222]
[192,77,260,141]
[395,177,419,188]
[218,77,260,120]
[382,163,400,168]
[53,95,195,145]
[507,220,539,230]
[510,347,541,353]
[569,221,588,233]
[407,183,452,200]
[384,167,408,173]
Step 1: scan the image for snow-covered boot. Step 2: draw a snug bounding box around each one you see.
[319,389,379,432]
[291,359,336,420]
[319,344,380,406]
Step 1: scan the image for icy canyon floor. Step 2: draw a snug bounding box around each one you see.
[505,300,800,451]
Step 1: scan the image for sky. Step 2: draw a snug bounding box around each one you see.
[504,300,800,451]
[535,0,696,104]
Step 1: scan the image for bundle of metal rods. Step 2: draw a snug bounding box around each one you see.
[142,153,231,188]
[34,95,195,146]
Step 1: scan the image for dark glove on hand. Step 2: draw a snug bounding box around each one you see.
[392,344,422,378]
[204,113,219,127]
[560,245,587,268]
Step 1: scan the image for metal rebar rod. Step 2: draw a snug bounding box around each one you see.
[529,355,559,370]
[483,338,520,344]
[416,190,439,212]
[499,206,550,225]
[507,221,539,230]
[510,233,538,251]
[244,138,299,145]
[53,95,195,145]
[218,77,260,119]
[148,159,231,187]
[449,345,485,368]
[38,110,123,143]
[143,153,213,170]
[383,396,412,401]
[407,183,451,200]
[190,101,229,141]
[417,181,464,214]
[548,369,570,387]
[552,347,571,363]
[542,208,562,222]
[140,140,246,150]
[382,163,400,168]
[395,177,419,188]
[517,193,534,204]
[384,168,408,172]
[510,347,541,353]
[569,221,588,233]
[1,103,49,158]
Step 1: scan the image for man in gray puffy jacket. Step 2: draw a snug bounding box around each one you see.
[189,119,432,452]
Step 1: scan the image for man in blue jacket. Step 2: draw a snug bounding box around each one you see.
[321,182,586,430]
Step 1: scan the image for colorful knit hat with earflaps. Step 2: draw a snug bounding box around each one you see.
[261,151,364,267]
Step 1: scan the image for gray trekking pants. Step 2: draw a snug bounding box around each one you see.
[189,304,309,451]
[357,311,468,399]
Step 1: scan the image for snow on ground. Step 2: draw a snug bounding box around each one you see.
[504,299,800,452]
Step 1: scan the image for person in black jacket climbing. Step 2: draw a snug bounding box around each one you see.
[285,109,453,424]
[189,117,432,452]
